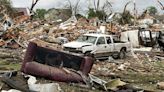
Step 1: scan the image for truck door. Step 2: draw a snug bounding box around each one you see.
[106,37,114,53]
[94,37,109,57]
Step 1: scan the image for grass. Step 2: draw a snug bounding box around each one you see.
[0,56,164,91]
[0,59,21,71]
[0,63,21,70]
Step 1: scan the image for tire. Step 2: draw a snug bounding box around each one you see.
[112,52,119,59]
[119,49,126,59]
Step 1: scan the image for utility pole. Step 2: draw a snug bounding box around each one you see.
[133,0,137,26]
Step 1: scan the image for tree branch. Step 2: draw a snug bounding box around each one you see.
[94,0,97,11]
[123,1,132,13]
[74,0,80,15]
[157,0,164,10]
[30,0,39,13]
[97,0,100,11]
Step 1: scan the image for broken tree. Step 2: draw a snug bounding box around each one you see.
[30,0,40,20]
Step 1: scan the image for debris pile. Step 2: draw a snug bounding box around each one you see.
[0,4,164,92]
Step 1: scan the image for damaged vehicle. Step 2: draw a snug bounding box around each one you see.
[158,31,164,51]
[63,33,131,59]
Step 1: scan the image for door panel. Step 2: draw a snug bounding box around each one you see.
[94,37,109,58]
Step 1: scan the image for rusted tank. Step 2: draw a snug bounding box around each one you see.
[21,42,94,82]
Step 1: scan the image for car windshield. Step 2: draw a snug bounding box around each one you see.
[76,35,97,44]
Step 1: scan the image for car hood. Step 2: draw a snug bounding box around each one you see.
[63,41,93,48]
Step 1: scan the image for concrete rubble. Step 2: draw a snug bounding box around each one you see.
[27,75,62,92]
[1,89,21,92]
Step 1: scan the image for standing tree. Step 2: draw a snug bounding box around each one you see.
[119,10,134,25]
[34,9,47,19]
[0,0,15,17]
[88,8,97,18]
[88,0,112,20]
[118,1,134,25]
[102,0,113,14]
[66,0,81,16]
[147,6,158,15]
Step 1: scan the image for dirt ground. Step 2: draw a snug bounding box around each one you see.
[0,48,164,92]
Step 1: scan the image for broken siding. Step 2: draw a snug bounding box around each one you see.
[120,30,139,47]
[15,8,30,16]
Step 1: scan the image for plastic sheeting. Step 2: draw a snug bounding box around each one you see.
[120,30,139,47]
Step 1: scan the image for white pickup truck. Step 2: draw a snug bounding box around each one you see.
[63,33,131,59]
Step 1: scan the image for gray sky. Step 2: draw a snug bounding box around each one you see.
[11,0,164,14]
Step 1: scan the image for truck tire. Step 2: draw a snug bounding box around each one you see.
[119,49,126,59]
[112,52,119,59]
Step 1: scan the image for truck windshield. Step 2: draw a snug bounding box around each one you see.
[76,35,97,44]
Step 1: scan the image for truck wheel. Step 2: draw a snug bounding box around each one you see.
[119,49,126,59]
[112,52,119,59]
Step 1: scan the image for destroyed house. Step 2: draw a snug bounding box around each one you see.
[153,15,164,23]
[14,7,30,16]
[44,8,72,22]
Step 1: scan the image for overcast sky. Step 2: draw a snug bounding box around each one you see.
[11,0,164,15]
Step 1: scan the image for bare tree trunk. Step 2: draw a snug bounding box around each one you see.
[102,0,113,13]
[123,1,131,13]
[96,0,100,11]
[133,0,137,26]
[94,0,97,10]
[94,0,100,11]
[67,0,72,12]
[30,0,39,20]
[67,0,80,16]
[74,0,80,15]
[157,0,164,10]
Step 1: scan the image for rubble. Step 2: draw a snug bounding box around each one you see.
[89,74,107,90]
[29,83,62,92]
[0,71,17,78]
[1,77,34,92]
[21,41,94,82]
[0,3,164,92]
[154,55,164,60]
[27,75,62,92]
[105,79,126,91]
[157,82,164,90]
[1,89,21,92]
